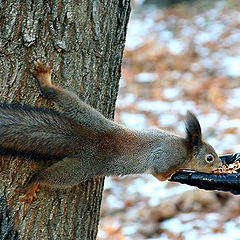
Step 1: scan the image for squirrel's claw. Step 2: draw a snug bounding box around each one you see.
[18,183,40,203]
[31,61,53,88]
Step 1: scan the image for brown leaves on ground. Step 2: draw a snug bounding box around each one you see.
[98,1,240,239]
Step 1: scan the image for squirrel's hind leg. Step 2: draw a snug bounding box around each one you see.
[18,183,41,203]
[17,157,94,203]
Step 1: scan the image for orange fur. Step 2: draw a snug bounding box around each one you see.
[19,183,41,203]
[31,61,52,87]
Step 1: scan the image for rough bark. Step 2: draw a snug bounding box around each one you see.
[0,0,131,239]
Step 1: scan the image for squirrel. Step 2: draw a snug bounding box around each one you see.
[0,62,222,203]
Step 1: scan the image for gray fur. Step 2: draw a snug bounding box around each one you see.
[17,63,222,193]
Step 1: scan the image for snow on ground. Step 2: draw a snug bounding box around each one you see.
[97,1,240,239]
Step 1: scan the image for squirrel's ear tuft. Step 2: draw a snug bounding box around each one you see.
[184,111,202,147]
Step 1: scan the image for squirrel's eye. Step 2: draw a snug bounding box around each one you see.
[205,154,214,163]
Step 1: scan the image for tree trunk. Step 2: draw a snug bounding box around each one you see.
[0,1,131,239]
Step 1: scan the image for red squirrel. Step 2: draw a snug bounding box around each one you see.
[0,62,221,203]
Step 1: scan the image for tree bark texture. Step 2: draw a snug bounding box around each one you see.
[0,1,131,239]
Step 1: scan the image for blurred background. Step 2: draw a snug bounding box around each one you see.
[97,0,240,239]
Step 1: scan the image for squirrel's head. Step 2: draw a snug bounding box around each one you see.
[184,111,222,173]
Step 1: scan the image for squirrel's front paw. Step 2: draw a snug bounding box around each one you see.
[152,172,172,181]
[31,61,52,88]
[18,183,41,203]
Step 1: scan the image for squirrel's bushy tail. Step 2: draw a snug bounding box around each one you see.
[0,104,91,160]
